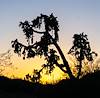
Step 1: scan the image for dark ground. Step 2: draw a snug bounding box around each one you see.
[0,71,100,98]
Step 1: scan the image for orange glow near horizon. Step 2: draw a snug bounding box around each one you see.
[0,41,100,84]
[0,48,69,84]
[0,45,100,84]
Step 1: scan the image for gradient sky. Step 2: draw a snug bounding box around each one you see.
[0,0,100,83]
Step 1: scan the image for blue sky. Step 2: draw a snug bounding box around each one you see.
[0,0,100,55]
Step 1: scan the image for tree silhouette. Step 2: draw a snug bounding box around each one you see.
[68,32,97,78]
[11,13,75,81]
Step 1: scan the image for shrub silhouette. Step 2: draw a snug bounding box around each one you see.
[68,32,97,78]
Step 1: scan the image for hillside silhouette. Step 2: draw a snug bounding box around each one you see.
[0,70,100,98]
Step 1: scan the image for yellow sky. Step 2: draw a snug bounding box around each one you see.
[0,44,99,84]
[0,48,68,84]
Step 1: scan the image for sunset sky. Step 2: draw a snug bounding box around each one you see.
[0,0,100,83]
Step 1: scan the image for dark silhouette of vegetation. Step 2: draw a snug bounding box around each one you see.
[11,13,75,81]
[0,71,100,98]
[0,13,99,98]
[68,32,97,78]
[11,13,98,82]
